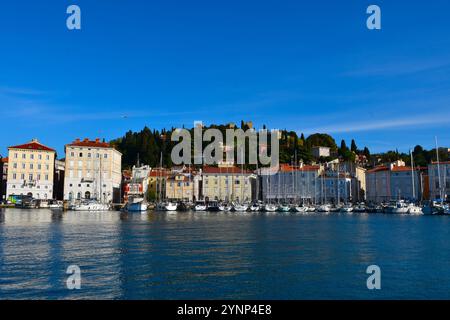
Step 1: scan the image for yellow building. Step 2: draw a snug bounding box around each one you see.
[201,165,254,202]
[165,174,195,201]
[6,139,56,199]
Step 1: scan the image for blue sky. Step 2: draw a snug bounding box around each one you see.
[0,0,449,157]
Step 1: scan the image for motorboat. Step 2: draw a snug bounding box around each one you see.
[207,201,221,212]
[233,203,249,212]
[340,204,353,213]
[294,205,309,213]
[408,204,423,215]
[391,200,410,214]
[277,204,291,212]
[264,203,277,212]
[48,200,63,210]
[353,203,367,213]
[72,200,110,211]
[126,200,148,212]
[194,201,207,211]
[165,202,178,211]
[317,204,331,212]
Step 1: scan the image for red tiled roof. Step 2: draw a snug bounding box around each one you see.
[149,169,170,177]
[280,164,321,172]
[1,157,8,163]
[391,166,415,172]
[367,166,389,173]
[9,140,55,152]
[202,166,252,174]
[66,138,111,148]
[430,161,450,165]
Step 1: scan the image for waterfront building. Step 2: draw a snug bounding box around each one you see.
[63,138,122,203]
[428,161,450,201]
[318,172,353,204]
[261,164,322,203]
[6,139,56,200]
[200,164,254,202]
[165,169,197,201]
[0,157,8,201]
[366,162,421,203]
[148,168,170,202]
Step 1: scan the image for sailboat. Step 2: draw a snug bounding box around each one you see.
[408,149,422,215]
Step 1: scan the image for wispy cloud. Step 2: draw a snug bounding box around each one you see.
[341,58,450,78]
[300,113,450,135]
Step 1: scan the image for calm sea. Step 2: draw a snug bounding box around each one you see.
[1,209,450,300]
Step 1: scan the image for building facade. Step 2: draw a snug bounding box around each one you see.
[366,163,421,203]
[64,138,122,203]
[428,161,450,201]
[261,164,322,203]
[124,165,151,202]
[201,165,254,202]
[6,139,56,200]
[148,168,169,202]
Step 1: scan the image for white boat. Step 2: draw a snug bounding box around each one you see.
[165,202,178,211]
[353,203,367,213]
[307,206,316,212]
[391,200,410,214]
[219,203,232,212]
[194,201,207,211]
[126,200,148,212]
[318,204,331,212]
[48,200,63,209]
[264,203,277,212]
[72,200,110,211]
[233,203,249,212]
[277,204,291,212]
[249,203,261,212]
[408,204,423,215]
[294,206,309,213]
[155,202,167,211]
[340,204,353,213]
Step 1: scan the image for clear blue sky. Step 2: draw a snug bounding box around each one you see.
[1,0,449,157]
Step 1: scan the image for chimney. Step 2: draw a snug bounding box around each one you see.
[75,138,80,143]
[95,138,100,143]
[83,138,89,142]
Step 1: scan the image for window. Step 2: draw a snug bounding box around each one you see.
[88,153,91,158]
[70,152,75,157]
[14,153,18,159]
[38,164,41,170]
[13,163,17,169]
[29,174,33,181]
[30,154,34,160]
[21,174,25,180]
[30,164,33,169]
[104,154,108,159]
[22,154,26,159]
[79,153,83,157]
[13,173,16,179]
[22,164,25,169]
[37,174,41,181]
[38,155,42,160]
[46,155,49,160]
[45,175,49,181]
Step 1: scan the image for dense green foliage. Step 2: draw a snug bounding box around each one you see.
[110,122,448,169]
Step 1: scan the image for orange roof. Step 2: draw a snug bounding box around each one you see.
[9,140,55,152]
[391,166,416,172]
[1,157,8,163]
[67,138,111,148]
[149,169,170,177]
[279,163,321,172]
[202,166,252,174]
[430,161,450,165]
[367,166,389,173]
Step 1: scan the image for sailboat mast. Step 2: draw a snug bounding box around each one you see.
[410,149,416,201]
[435,136,443,204]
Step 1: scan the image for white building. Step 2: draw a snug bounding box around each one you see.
[64,138,122,203]
[312,146,331,158]
[261,164,322,203]
[6,139,56,200]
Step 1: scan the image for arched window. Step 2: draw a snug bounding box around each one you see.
[85,191,91,199]
[77,192,81,200]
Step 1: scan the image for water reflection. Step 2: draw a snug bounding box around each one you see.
[1,209,450,299]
